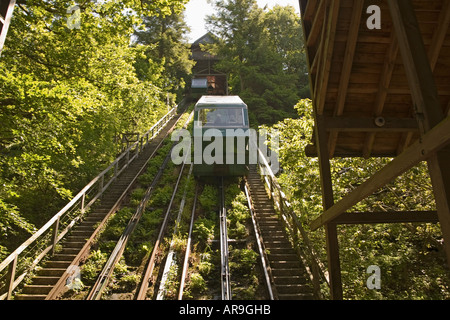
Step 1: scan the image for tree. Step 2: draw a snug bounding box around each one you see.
[133,7,194,98]
[0,0,190,255]
[206,0,308,125]
[269,99,450,299]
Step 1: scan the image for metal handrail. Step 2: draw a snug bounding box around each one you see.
[0,106,177,300]
[256,147,330,299]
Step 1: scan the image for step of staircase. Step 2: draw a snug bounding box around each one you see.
[247,166,314,300]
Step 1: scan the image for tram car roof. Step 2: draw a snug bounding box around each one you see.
[195,96,248,109]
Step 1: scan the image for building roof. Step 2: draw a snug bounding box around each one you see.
[192,32,217,46]
[300,0,450,158]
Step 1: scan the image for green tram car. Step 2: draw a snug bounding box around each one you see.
[193,96,250,177]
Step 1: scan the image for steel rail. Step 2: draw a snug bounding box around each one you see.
[45,107,186,300]
[177,186,198,300]
[135,154,189,300]
[85,146,175,300]
[84,110,194,300]
[156,165,193,300]
[219,177,232,300]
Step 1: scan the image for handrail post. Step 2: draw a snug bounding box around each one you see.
[311,258,321,299]
[81,193,86,214]
[99,175,104,197]
[270,176,274,199]
[51,217,60,256]
[136,134,141,156]
[114,161,118,179]
[6,256,17,300]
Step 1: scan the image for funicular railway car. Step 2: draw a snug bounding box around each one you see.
[193,96,250,177]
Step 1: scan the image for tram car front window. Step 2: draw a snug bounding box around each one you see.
[199,108,245,128]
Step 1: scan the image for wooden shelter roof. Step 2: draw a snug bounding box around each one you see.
[300,0,450,158]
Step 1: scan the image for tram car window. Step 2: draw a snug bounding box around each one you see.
[199,108,245,128]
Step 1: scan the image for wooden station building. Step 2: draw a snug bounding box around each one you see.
[190,32,228,97]
[299,0,450,299]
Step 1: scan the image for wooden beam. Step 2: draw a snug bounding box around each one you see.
[324,224,342,300]
[310,26,324,76]
[396,132,414,155]
[328,0,364,157]
[305,144,399,158]
[388,0,443,132]
[388,0,450,266]
[333,211,439,225]
[302,0,316,23]
[428,0,450,71]
[324,117,418,132]
[306,0,326,48]
[316,0,340,115]
[314,114,343,299]
[363,32,399,158]
[394,1,450,158]
[310,114,450,231]
[312,8,327,99]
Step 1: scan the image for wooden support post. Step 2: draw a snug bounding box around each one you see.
[81,193,86,214]
[324,223,342,299]
[51,218,60,256]
[99,175,104,197]
[315,114,343,300]
[114,161,118,179]
[6,256,17,300]
[388,0,450,265]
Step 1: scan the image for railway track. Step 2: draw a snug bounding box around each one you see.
[131,169,313,300]
[85,143,177,300]
[13,107,186,300]
[177,186,198,300]
[135,155,190,300]
[10,109,315,300]
[219,177,232,300]
[82,111,195,300]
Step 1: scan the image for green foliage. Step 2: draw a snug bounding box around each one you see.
[188,272,206,292]
[269,98,450,300]
[227,191,250,239]
[229,247,260,299]
[193,218,215,243]
[229,248,258,275]
[149,185,173,207]
[206,0,308,125]
[133,6,194,97]
[0,0,192,257]
[81,250,108,285]
[198,257,214,277]
[199,185,219,212]
[130,188,146,206]
[101,207,134,240]
[116,273,141,293]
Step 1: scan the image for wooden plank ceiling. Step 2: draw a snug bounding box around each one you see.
[300,0,450,158]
